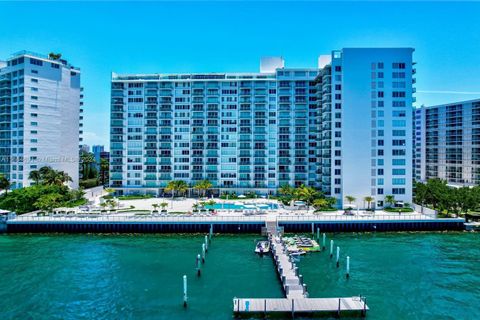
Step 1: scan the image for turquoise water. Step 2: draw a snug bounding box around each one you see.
[206,202,278,210]
[0,232,479,319]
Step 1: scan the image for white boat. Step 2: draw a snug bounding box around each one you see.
[255,241,270,254]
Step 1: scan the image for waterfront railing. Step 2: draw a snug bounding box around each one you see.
[7,213,463,223]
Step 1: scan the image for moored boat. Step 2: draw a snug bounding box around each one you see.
[255,240,270,254]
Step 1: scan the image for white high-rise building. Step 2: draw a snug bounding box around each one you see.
[316,48,415,208]
[0,51,82,188]
[110,48,415,208]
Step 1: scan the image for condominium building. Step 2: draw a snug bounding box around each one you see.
[0,51,82,188]
[110,48,414,208]
[414,98,480,186]
[316,48,415,208]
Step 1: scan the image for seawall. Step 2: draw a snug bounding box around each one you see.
[4,217,465,233]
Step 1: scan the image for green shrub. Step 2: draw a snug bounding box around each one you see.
[0,184,87,214]
[384,207,414,213]
[79,178,99,189]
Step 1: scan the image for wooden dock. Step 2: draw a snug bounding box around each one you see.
[233,220,368,317]
[234,297,368,315]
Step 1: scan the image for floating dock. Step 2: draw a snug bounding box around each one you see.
[233,220,368,318]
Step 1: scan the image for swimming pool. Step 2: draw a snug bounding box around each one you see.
[205,202,278,210]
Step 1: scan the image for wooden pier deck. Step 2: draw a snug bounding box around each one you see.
[233,219,368,317]
[234,297,368,314]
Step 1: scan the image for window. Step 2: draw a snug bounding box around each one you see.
[393,130,406,136]
[393,178,406,185]
[30,58,43,66]
[377,91,384,98]
[393,169,406,175]
[31,70,38,74]
[392,62,406,69]
[377,178,384,185]
[392,159,406,165]
[31,78,38,83]
[31,104,38,109]
[393,188,405,195]
[377,159,384,165]
[377,188,384,195]
[392,91,406,98]
[393,120,406,127]
[51,63,60,69]
[377,169,384,175]
[392,149,406,156]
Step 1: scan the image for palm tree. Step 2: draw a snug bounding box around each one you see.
[364,196,374,210]
[99,158,109,186]
[278,184,294,196]
[152,203,159,212]
[192,203,199,212]
[29,170,41,185]
[99,202,108,212]
[345,195,356,205]
[165,181,177,199]
[384,195,396,208]
[80,151,96,180]
[194,180,213,198]
[159,202,168,212]
[176,180,188,198]
[294,185,321,210]
[0,175,10,196]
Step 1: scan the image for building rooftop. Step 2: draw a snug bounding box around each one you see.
[8,50,80,71]
[422,97,480,109]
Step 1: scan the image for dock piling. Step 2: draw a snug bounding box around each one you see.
[196,254,201,276]
[346,256,350,279]
[202,243,206,263]
[336,247,340,267]
[322,233,326,251]
[205,235,208,251]
[316,227,320,240]
[330,240,334,258]
[183,275,188,307]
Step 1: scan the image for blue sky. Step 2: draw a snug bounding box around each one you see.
[1,1,480,148]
